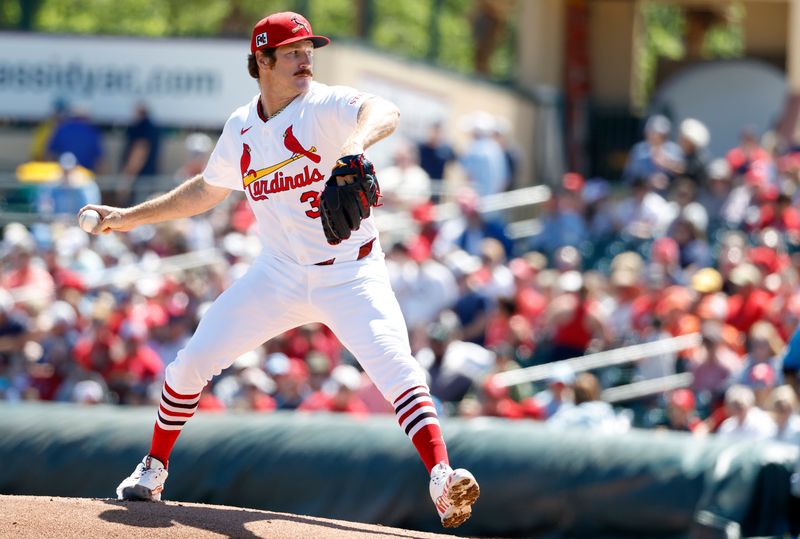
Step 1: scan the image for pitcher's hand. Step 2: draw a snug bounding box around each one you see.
[77,205,135,234]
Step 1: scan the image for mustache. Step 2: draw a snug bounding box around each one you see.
[294,69,313,77]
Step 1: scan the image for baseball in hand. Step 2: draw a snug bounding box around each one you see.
[79,209,102,233]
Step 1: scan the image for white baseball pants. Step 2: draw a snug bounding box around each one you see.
[164,251,428,403]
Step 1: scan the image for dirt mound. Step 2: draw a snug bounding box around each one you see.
[1,495,455,538]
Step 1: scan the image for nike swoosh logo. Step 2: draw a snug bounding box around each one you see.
[240,126,253,135]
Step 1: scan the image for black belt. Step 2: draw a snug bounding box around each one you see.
[315,238,375,266]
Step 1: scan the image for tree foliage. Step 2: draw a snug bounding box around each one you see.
[6,0,515,81]
[638,1,744,107]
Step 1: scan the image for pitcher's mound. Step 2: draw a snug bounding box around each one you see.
[1,495,456,538]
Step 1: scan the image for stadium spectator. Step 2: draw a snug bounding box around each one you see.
[698,159,734,229]
[529,185,587,259]
[543,272,608,362]
[689,323,742,398]
[30,97,68,162]
[46,102,103,172]
[459,111,509,197]
[232,366,277,412]
[726,125,772,179]
[416,311,495,405]
[509,256,547,327]
[72,379,108,405]
[417,121,457,202]
[175,132,214,180]
[478,374,525,419]
[717,384,776,439]
[299,364,369,415]
[582,178,615,244]
[622,114,683,187]
[614,176,672,241]
[491,116,520,190]
[675,118,711,186]
[533,364,576,419]
[548,372,630,433]
[378,139,432,211]
[118,102,162,205]
[475,238,515,300]
[31,301,80,401]
[666,177,709,238]
[669,216,713,270]
[665,389,702,432]
[36,153,101,218]
[448,252,491,346]
[433,187,512,259]
[607,251,644,343]
[726,263,771,334]
[769,385,800,446]
[386,242,458,341]
[1,241,55,306]
[738,321,784,390]
[265,352,310,410]
[0,289,27,379]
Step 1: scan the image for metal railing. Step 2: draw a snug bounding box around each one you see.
[493,333,702,389]
[601,373,695,404]
[375,184,551,238]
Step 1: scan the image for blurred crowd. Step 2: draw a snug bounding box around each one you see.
[2,107,800,451]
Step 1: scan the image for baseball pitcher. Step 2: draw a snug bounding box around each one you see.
[79,11,479,528]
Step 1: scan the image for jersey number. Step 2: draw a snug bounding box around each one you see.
[300,190,320,219]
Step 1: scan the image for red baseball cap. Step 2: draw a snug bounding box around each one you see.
[251,12,330,53]
[670,389,696,412]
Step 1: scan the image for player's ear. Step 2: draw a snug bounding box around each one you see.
[256,49,276,70]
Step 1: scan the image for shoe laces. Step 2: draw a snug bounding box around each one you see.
[431,463,451,487]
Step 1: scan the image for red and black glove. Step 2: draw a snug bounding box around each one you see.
[319,154,381,245]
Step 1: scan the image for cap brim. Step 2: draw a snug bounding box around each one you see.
[266,35,330,49]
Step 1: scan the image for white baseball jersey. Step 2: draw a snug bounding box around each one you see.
[203,81,380,265]
[162,81,428,407]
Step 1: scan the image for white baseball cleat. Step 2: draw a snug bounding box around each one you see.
[429,461,480,528]
[116,455,168,501]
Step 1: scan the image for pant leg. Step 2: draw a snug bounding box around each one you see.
[165,258,312,394]
[310,257,428,403]
[311,257,449,472]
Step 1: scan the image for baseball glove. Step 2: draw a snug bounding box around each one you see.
[319,154,381,245]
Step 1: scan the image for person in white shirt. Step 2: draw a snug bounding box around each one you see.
[768,385,800,446]
[377,139,431,211]
[717,384,776,440]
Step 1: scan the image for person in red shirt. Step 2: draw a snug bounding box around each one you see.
[726,263,771,334]
[1,243,55,301]
[117,321,164,383]
[299,364,369,415]
[509,257,546,326]
[479,374,524,420]
[757,194,800,234]
[545,272,608,361]
[726,126,771,178]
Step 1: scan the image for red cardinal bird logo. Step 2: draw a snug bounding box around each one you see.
[240,143,254,178]
[283,126,320,163]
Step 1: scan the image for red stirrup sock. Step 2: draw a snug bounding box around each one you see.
[148,382,201,466]
[393,385,449,473]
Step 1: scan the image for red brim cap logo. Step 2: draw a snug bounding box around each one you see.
[255,32,268,47]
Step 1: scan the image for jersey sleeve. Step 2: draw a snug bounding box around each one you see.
[320,85,373,135]
[202,115,244,191]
